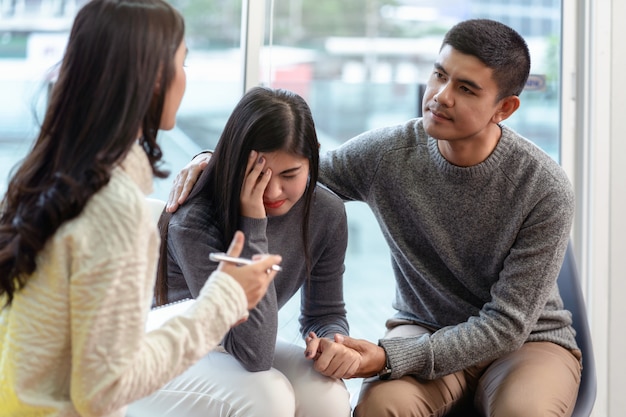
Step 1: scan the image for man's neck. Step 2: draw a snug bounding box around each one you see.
[437,125,502,167]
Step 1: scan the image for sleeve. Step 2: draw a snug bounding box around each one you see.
[168,210,279,372]
[380,175,576,380]
[219,216,279,372]
[166,207,225,298]
[67,193,248,416]
[299,193,350,339]
[319,125,401,202]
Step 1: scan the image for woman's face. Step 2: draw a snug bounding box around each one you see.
[259,150,310,217]
[160,40,187,130]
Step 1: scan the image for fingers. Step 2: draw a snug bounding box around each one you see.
[217,231,282,310]
[221,255,281,310]
[335,334,359,349]
[240,151,272,218]
[225,230,245,258]
[241,254,281,309]
[311,338,361,379]
[166,153,211,213]
[305,332,321,360]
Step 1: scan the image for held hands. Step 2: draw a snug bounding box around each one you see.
[217,231,281,310]
[304,332,387,379]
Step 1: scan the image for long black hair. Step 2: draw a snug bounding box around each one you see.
[0,0,185,307]
[155,86,320,305]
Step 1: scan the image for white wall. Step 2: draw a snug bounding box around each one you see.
[607,1,626,415]
[562,1,626,416]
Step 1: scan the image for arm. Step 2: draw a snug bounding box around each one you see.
[299,188,350,339]
[68,185,278,415]
[318,126,397,202]
[381,180,576,380]
[167,210,280,372]
[168,152,280,372]
[317,123,577,380]
[164,124,392,211]
[311,183,575,381]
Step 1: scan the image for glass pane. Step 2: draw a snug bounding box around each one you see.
[0,2,81,196]
[0,0,244,201]
[150,0,245,200]
[266,0,563,346]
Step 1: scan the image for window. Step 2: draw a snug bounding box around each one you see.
[0,1,564,353]
[264,0,564,348]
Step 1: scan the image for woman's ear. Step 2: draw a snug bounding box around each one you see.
[492,95,520,124]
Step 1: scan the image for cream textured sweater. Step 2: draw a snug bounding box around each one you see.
[0,143,248,417]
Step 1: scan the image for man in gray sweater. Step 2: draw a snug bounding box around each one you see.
[306,19,581,417]
[167,18,581,417]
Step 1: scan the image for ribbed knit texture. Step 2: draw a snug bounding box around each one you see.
[0,143,248,416]
[319,118,577,380]
[166,184,350,372]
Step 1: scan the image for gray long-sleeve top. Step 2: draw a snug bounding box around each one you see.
[319,118,578,380]
[165,184,349,371]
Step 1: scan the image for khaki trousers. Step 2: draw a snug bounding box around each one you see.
[353,323,582,417]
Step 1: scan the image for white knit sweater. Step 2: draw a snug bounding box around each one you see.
[0,143,248,417]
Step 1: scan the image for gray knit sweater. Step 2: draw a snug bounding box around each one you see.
[319,118,577,380]
[165,184,349,372]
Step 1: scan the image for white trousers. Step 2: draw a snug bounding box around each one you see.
[127,338,351,417]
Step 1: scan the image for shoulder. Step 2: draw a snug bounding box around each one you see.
[313,183,344,206]
[167,192,223,245]
[343,119,422,152]
[308,184,348,239]
[312,184,346,217]
[169,192,215,228]
[54,166,156,261]
[326,119,422,162]
[82,167,150,231]
[499,126,574,203]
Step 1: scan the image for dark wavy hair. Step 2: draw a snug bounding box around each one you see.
[155,87,320,305]
[442,19,531,100]
[0,0,184,307]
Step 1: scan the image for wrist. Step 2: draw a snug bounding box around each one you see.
[377,344,392,380]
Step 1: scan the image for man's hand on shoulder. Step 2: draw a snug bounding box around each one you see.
[166,151,212,212]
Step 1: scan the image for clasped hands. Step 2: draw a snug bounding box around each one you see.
[304,332,387,379]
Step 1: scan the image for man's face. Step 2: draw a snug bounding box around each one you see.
[421,45,508,146]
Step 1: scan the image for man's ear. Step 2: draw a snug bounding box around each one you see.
[492,95,520,123]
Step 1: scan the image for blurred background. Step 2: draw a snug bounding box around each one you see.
[0,0,563,396]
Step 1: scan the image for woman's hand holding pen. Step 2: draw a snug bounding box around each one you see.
[217,231,281,310]
[240,150,271,219]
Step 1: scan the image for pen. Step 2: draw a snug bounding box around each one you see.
[209,252,283,272]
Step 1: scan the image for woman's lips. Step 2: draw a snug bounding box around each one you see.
[264,199,286,209]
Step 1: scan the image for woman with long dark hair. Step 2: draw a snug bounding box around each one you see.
[0,1,279,415]
[137,86,352,417]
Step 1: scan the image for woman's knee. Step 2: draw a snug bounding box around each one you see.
[232,369,297,417]
[293,375,351,417]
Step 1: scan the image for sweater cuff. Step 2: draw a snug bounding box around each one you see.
[379,334,432,379]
